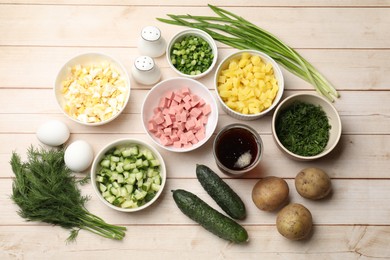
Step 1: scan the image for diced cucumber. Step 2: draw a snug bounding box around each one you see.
[99,183,107,192]
[124,184,134,194]
[123,163,136,171]
[142,178,153,191]
[149,159,160,167]
[121,200,135,208]
[120,187,128,197]
[100,159,110,168]
[96,175,105,183]
[111,156,120,162]
[142,160,149,168]
[153,175,161,185]
[105,195,115,204]
[135,158,143,167]
[134,189,147,200]
[117,174,124,184]
[116,164,124,173]
[126,174,136,184]
[151,183,161,192]
[110,187,119,196]
[96,144,163,209]
[135,171,143,181]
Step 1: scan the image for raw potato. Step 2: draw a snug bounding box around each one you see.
[252,176,289,211]
[295,167,332,200]
[276,203,313,240]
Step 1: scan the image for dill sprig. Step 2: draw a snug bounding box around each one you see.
[10,146,126,242]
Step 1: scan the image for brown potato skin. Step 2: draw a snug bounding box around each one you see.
[276,203,313,240]
[252,176,289,211]
[295,167,332,200]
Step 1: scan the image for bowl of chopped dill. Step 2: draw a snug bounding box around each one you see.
[271,93,342,161]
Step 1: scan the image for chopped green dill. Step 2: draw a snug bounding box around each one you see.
[275,101,331,156]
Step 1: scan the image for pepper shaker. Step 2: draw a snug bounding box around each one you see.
[137,26,166,58]
[131,56,161,85]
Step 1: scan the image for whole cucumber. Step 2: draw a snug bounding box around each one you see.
[196,164,246,220]
[172,189,249,243]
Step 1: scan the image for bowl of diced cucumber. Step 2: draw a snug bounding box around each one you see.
[91,138,166,212]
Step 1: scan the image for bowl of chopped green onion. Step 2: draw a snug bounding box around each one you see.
[271,93,342,161]
[91,138,166,212]
[166,29,218,79]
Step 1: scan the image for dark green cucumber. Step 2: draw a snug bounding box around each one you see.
[196,164,246,220]
[172,189,248,243]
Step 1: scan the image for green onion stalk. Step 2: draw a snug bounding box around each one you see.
[157,4,339,102]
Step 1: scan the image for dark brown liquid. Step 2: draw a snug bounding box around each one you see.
[215,128,259,170]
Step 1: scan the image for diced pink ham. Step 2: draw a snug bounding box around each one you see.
[148,87,211,148]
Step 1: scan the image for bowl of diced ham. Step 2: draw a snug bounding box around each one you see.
[141,77,219,152]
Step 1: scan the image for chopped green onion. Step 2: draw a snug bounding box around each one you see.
[170,35,214,75]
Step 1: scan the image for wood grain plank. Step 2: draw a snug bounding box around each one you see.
[1,47,389,91]
[1,113,389,135]
[0,225,389,259]
[0,89,388,117]
[1,133,389,179]
[2,178,390,226]
[2,0,390,7]
[0,5,389,48]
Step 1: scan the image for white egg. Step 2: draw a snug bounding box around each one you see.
[36,120,70,146]
[64,140,94,173]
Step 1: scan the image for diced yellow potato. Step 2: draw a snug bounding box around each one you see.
[218,75,226,83]
[217,53,279,115]
[238,58,249,68]
[250,55,261,66]
[241,52,251,60]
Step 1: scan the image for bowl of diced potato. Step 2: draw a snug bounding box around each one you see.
[54,52,131,126]
[214,50,284,120]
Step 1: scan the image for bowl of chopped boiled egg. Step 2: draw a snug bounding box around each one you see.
[214,50,284,120]
[54,52,131,126]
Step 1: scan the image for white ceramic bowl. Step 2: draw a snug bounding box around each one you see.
[214,50,284,120]
[90,138,166,212]
[142,77,219,153]
[166,29,218,79]
[54,52,131,126]
[271,93,342,161]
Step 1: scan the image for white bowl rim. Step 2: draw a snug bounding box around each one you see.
[54,52,131,126]
[90,138,167,212]
[214,49,284,119]
[271,92,342,160]
[166,28,218,79]
[141,77,219,153]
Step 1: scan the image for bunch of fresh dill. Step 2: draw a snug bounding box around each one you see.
[10,146,126,242]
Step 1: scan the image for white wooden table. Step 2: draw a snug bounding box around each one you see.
[1,1,389,259]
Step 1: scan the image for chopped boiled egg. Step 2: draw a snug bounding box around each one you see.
[61,62,128,123]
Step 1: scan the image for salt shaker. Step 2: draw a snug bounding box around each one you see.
[137,26,167,58]
[131,56,161,85]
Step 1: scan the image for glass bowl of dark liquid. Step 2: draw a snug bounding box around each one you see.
[213,124,263,176]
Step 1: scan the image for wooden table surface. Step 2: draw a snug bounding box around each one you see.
[1,1,389,259]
